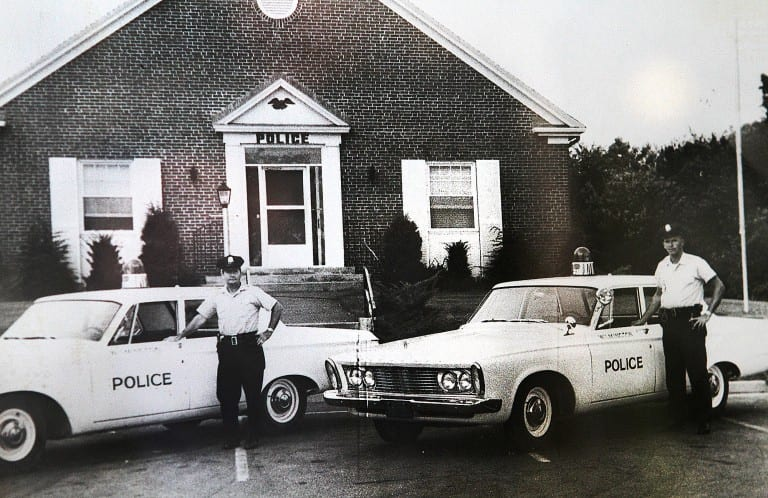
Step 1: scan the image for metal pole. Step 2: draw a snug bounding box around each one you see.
[734,20,750,312]
[222,206,230,256]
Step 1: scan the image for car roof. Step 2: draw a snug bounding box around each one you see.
[34,286,219,304]
[492,274,656,290]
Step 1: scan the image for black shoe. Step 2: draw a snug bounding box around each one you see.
[696,422,711,435]
[243,437,259,449]
[222,437,240,449]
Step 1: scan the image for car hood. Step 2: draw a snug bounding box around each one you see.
[0,338,96,380]
[341,322,567,366]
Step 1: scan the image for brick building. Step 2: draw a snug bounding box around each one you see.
[0,0,584,281]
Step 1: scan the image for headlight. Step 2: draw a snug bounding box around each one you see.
[439,371,458,391]
[458,371,473,392]
[364,370,376,387]
[348,368,363,387]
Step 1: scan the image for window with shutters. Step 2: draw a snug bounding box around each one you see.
[428,162,476,229]
[81,161,133,230]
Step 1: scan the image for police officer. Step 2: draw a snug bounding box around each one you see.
[170,254,284,449]
[634,223,725,435]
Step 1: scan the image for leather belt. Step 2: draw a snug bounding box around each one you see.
[218,331,258,346]
[660,305,702,319]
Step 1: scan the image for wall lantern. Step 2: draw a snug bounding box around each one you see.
[216,181,232,208]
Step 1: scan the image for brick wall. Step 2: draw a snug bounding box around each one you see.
[0,0,575,277]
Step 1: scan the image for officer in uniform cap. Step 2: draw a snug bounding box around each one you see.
[634,223,725,435]
[169,254,284,449]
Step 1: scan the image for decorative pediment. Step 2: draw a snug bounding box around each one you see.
[213,78,349,134]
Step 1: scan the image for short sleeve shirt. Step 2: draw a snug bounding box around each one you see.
[654,252,717,308]
[197,285,278,336]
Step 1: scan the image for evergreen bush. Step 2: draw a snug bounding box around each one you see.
[139,205,180,287]
[18,220,78,299]
[441,240,473,290]
[84,234,123,290]
[380,214,428,284]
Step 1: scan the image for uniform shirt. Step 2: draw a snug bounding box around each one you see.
[654,252,717,309]
[197,285,278,336]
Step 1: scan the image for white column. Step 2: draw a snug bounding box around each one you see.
[225,144,249,260]
[318,135,344,266]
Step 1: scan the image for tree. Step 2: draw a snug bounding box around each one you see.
[379,214,428,284]
[139,205,180,287]
[84,234,123,290]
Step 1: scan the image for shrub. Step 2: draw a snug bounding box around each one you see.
[441,240,473,290]
[139,205,181,287]
[84,234,123,290]
[18,220,78,299]
[380,214,428,284]
[483,227,532,284]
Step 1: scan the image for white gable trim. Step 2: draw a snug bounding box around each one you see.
[213,78,350,134]
[381,0,586,138]
[0,0,164,107]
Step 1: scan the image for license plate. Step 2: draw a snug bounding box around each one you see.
[385,401,414,419]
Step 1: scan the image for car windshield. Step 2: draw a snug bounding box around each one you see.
[468,286,597,325]
[2,300,120,341]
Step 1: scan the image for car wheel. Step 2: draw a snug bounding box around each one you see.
[0,398,47,471]
[507,381,557,451]
[262,378,307,429]
[708,364,729,416]
[373,420,423,444]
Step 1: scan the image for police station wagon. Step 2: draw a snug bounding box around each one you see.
[0,287,376,469]
[324,274,768,448]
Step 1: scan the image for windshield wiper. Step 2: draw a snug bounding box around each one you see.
[5,336,56,340]
[481,318,547,323]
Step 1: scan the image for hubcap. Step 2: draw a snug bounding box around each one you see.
[0,408,36,462]
[523,387,552,438]
[266,380,299,423]
[270,387,293,415]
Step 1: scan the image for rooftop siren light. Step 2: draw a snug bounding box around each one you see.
[572,247,594,276]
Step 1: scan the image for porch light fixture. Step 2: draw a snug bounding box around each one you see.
[216,181,232,255]
[216,181,232,208]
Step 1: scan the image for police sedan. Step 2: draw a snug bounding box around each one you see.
[0,287,376,469]
[324,274,768,449]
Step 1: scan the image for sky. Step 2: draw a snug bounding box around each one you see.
[0,0,767,148]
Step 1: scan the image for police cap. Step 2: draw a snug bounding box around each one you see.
[661,223,684,239]
[216,254,244,271]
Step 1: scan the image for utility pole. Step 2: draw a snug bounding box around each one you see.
[734,20,750,313]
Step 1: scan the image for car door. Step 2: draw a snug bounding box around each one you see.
[92,301,189,425]
[182,299,225,411]
[588,287,661,402]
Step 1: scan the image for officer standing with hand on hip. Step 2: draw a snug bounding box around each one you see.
[634,223,725,435]
[169,254,284,449]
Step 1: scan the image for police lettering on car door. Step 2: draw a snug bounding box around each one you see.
[112,372,172,390]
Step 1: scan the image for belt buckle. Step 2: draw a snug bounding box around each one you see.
[230,336,238,346]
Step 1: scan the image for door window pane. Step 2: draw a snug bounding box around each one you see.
[266,170,304,205]
[267,210,306,244]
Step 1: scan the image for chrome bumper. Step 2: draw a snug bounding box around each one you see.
[323,391,502,419]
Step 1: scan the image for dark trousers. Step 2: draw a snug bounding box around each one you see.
[216,339,265,437]
[660,309,711,425]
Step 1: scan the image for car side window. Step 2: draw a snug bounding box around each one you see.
[600,288,640,328]
[642,287,661,324]
[130,301,178,343]
[185,300,219,338]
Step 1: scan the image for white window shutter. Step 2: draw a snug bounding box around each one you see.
[131,158,163,229]
[476,160,502,272]
[401,160,430,262]
[49,157,81,280]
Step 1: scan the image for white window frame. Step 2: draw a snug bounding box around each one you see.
[427,161,478,231]
[78,160,134,232]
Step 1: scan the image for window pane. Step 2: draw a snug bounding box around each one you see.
[265,170,304,205]
[83,163,130,196]
[267,210,306,244]
[430,208,474,229]
[132,301,178,343]
[84,217,134,230]
[84,197,132,215]
[246,147,321,164]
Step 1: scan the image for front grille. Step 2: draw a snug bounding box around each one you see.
[343,365,475,396]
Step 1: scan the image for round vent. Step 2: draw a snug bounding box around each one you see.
[257,0,299,19]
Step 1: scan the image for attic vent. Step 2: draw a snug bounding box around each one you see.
[257,0,298,19]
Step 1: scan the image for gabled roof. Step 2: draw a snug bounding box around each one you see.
[0,0,585,142]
